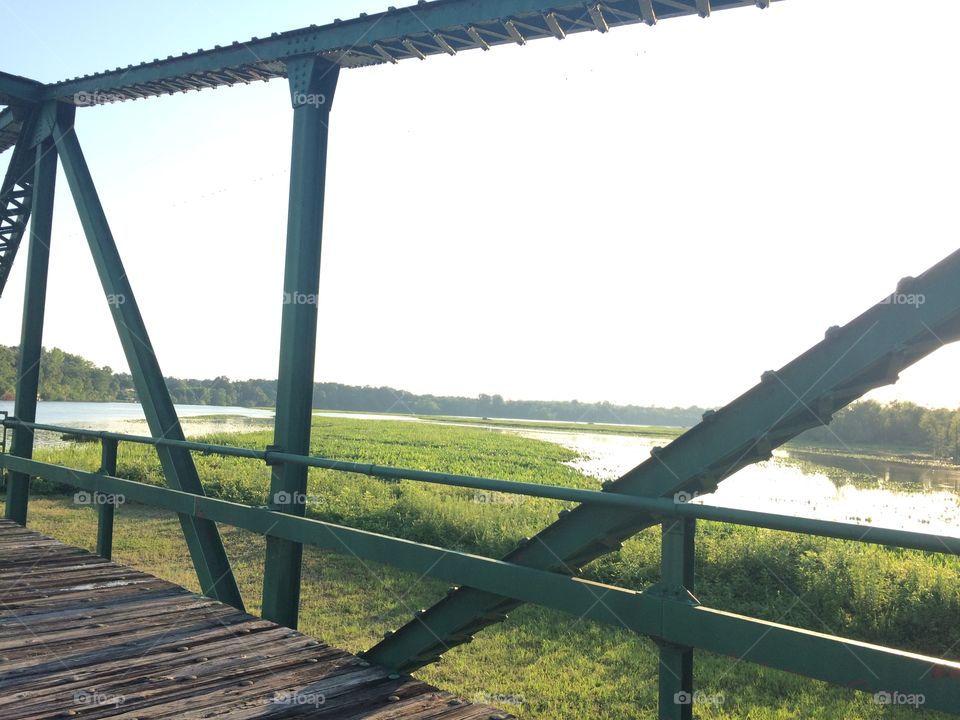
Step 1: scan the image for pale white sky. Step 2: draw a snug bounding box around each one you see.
[1,0,959,408]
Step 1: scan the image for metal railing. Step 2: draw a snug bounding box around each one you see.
[2,415,959,717]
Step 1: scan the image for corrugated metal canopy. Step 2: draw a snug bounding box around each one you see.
[0,0,777,155]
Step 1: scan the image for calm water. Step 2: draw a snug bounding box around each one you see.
[314,411,423,423]
[514,429,960,536]
[786,448,960,492]
[0,400,273,425]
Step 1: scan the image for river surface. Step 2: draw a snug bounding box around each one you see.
[4,402,959,535]
[511,428,960,537]
[0,400,273,425]
[0,401,274,440]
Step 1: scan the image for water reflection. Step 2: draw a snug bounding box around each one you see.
[785,449,960,493]
[515,429,960,536]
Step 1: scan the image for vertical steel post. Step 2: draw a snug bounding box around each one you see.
[96,437,118,559]
[51,108,244,610]
[5,130,57,526]
[658,517,696,720]
[261,57,339,628]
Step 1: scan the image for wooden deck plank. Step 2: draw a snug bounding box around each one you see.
[0,520,513,719]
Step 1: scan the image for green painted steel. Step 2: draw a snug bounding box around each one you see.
[16,0,778,112]
[4,450,960,713]
[262,56,340,629]
[0,70,44,105]
[50,114,244,611]
[656,519,696,720]
[0,110,40,299]
[4,120,56,525]
[0,453,664,637]
[666,603,960,710]
[0,108,22,159]
[4,420,267,460]
[96,437,118,559]
[366,249,960,671]
[6,415,960,556]
[0,108,18,133]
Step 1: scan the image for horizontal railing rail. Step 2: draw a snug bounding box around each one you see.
[5,416,959,555]
[2,416,959,713]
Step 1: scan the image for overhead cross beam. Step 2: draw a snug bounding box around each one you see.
[3,0,776,113]
[0,0,778,157]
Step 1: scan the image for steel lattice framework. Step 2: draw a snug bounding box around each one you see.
[4,2,960,718]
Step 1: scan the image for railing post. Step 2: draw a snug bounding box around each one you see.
[657,517,696,720]
[96,438,118,559]
[261,56,340,629]
[5,122,57,526]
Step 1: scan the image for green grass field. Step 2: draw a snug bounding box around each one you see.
[5,417,958,719]
[410,415,687,438]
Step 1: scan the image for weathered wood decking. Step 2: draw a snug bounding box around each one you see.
[0,520,512,719]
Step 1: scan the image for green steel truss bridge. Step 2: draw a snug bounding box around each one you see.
[3,1,960,717]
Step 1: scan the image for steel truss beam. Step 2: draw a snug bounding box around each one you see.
[50,109,244,610]
[261,56,340,629]
[365,249,960,671]
[0,108,24,162]
[0,111,40,299]
[0,70,44,105]
[3,113,55,525]
[19,0,777,110]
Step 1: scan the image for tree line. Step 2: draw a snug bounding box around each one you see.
[797,399,960,460]
[3,345,958,456]
[0,345,704,425]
